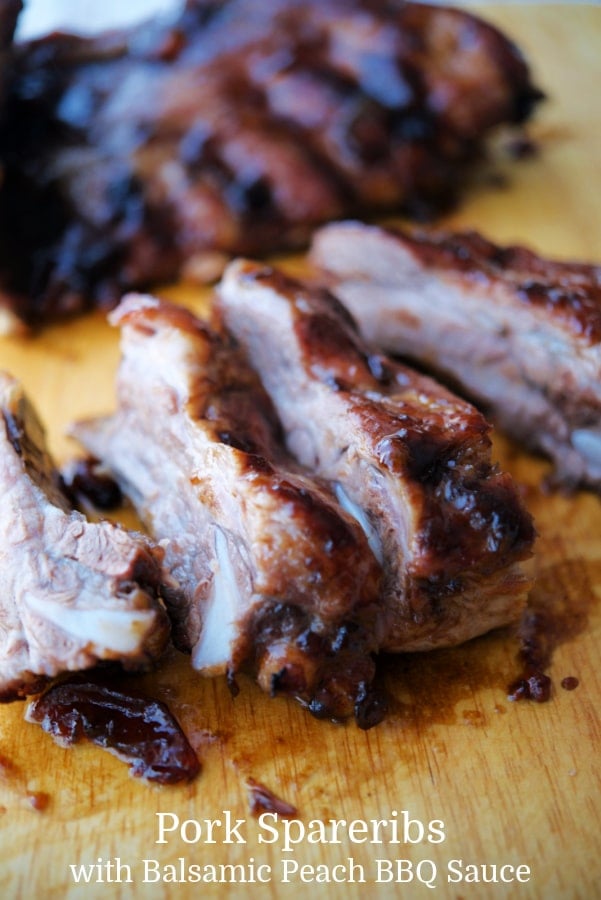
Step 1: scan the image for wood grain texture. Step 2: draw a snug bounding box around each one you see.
[1,5,600,899]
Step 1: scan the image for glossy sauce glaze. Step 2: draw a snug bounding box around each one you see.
[26,676,201,784]
[397,228,601,343]
[0,0,541,326]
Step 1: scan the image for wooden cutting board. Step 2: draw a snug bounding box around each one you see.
[1,5,600,899]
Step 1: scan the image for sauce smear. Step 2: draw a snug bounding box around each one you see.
[247,778,297,818]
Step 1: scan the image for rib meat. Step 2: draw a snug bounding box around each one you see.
[73,295,384,724]
[0,0,21,333]
[0,372,170,701]
[311,222,601,490]
[0,0,541,328]
[218,261,535,653]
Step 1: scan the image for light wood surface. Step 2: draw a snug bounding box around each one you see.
[1,6,600,899]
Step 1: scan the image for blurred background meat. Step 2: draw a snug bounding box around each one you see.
[0,0,542,328]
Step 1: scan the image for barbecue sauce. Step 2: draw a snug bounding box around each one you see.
[27,677,200,784]
[247,778,297,818]
[507,672,551,703]
[0,0,542,328]
[508,559,591,704]
[61,457,123,510]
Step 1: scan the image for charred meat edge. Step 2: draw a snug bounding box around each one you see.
[310,221,601,490]
[218,260,535,654]
[0,0,541,328]
[73,295,385,723]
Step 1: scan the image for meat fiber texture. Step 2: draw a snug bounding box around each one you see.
[0,0,542,329]
[0,371,170,701]
[73,295,384,723]
[311,221,601,491]
[218,260,536,654]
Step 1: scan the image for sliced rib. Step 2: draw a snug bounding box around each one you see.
[218,261,535,653]
[0,372,170,701]
[311,221,601,490]
[73,295,384,723]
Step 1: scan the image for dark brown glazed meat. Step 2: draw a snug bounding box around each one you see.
[0,0,19,101]
[311,221,601,489]
[0,0,20,296]
[73,295,384,724]
[0,371,170,701]
[26,676,201,784]
[218,261,535,653]
[0,0,542,330]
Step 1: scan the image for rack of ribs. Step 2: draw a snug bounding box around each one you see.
[311,221,601,490]
[218,261,535,655]
[0,0,542,329]
[73,295,385,725]
[0,371,170,701]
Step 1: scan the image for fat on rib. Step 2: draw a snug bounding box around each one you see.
[218,260,535,653]
[311,221,601,490]
[0,371,170,701]
[73,295,385,724]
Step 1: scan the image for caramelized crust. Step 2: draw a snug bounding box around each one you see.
[0,0,541,328]
[74,295,384,723]
[377,228,601,343]
[219,261,535,652]
[311,221,601,488]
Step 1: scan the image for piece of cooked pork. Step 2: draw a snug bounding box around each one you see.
[0,0,542,329]
[0,371,170,701]
[0,0,19,99]
[0,0,21,331]
[218,261,535,653]
[311,222,601,490]
[73,295,385,724]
